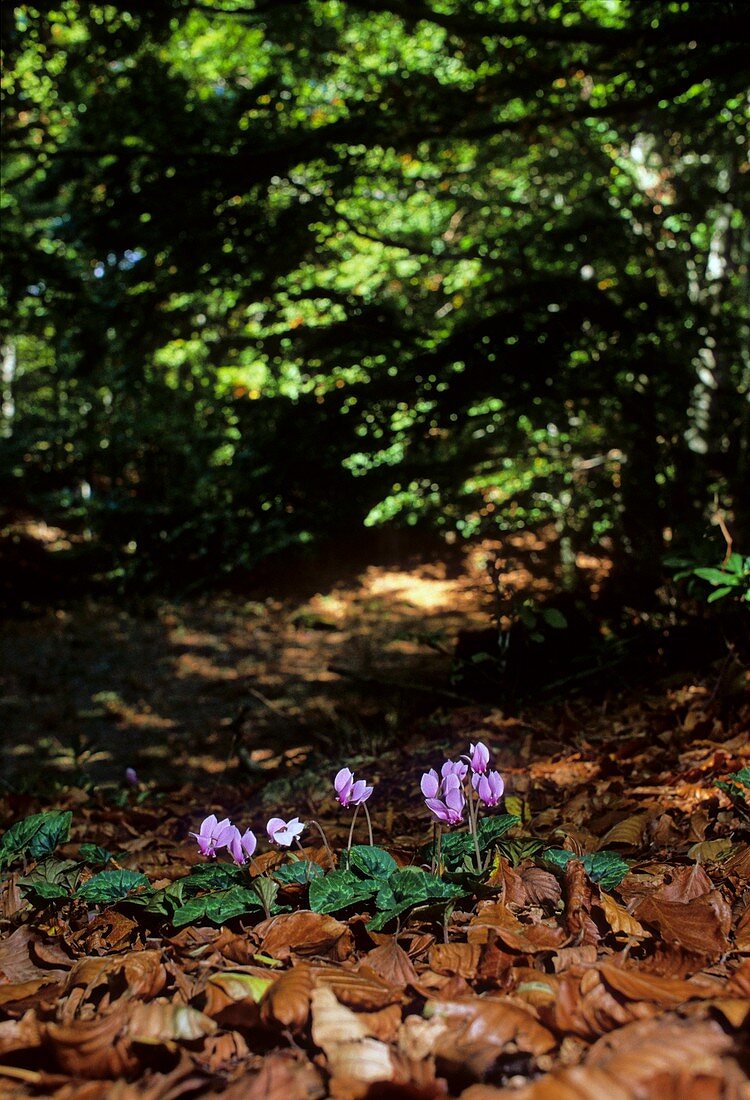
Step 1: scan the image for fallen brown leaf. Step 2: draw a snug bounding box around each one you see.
[428,942,481,979]
[260,963,313,1031]
[636,890,731,957]
[364,937,419,989]
[258,911,351,961]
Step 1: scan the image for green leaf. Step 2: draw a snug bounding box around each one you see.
[252,876,280,913]
[172,886,263,928]
[498,837,545,866]
[542,607,567,629]
[308,870,378,914]
[691,567,737,586]
[78,844,114,866]
[273,860,324,885]
[181,862,245,891]
[77,869,150,904]
[477,814,521,847]
[347,845,398,879]
[0,811,72,869]
[21,880,69,901]
[367,868,462,932]
[542,849,629,890]
[707,586,733,602]
[583,851,629,890]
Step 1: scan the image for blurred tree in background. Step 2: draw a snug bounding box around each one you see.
[2,0,748,594]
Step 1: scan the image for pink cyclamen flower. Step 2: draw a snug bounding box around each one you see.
[425,773,465,826]
[441,759,469,783]
[334,767,373,807]
[225,826,258,865]
[467,741,491,774]
[473,769,505,807]
[420,768,440,799]
[190,814,234,858]
[124,767,138,786]
[267,817,305,847]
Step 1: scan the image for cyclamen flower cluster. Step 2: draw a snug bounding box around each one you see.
[190,814,306,865]
[191,767,373,865]
[420,741,504,826]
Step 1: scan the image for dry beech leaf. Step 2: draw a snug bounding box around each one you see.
[0,1009,42,1057]
[469,902,565,953]
[635,890,731,957]
[326,1036,395,1085]
[428,943,481,979]
[65,950,167,1002]
[563,861,599,946]
[735,905,750,952]
[258,911,351,960]
[519,865,562,907]
[106,1056,216,1100]
[552,946,598,973]
[726,959,750,997]
[198,1030,250,1072]
[427,997,557,1057]
[311,986,368,1049]
[354,1003,403,1043]
[597,892,647,940]
[656,864,713,903]
[598,963,722,1006]
[462,1068,631,1100]
[597,814,648,850]
[44,1007,142,1079]
[364,938,419,988]
[542,969,656,1041]
[700,997,750,1028]
[221,1051,325,1100]
[312,987,395,1085]
[261,963,313,1031]
[0,977,60,1009]
[128,1001,217,1044]
[0,927,51,983]
[686,838,733,863]
[313,964,403,1009]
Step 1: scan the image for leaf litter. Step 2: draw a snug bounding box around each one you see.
[1,564,749,1096]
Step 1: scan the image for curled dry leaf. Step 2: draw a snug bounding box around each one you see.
[44,1006,142,1079]
[312,987,394,1085]
[65,950,167,1002]
[597,962,722,1006]
[563,861,599,947]
[0,977,61,1010]
[428,942,481,979]
[0,926,55,983]
[635,890,731,958]
[221,1051,326,1100]
[519,865,562,907]
[542,969,656,1041]
[258,911,351,961]
[597,892,647,940]
[260,962,313,1032]
[364,937,419,989]
[427,997,557,1058]
[128,1001,217,1044]
[0,1009,42,1057]
[313,963,404,1009]
[597,814,648,850]
[469,902,566,953]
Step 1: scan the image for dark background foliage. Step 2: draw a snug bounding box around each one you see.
[2,0,748,597]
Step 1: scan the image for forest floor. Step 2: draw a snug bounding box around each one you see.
[1,530,749,1098]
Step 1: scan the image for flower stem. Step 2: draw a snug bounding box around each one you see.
[308,819,335,868]
[347,805,360,850]
[294,838,311,882]
[362,801,374,847]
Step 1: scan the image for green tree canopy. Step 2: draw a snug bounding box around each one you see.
[2,0,748,590]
